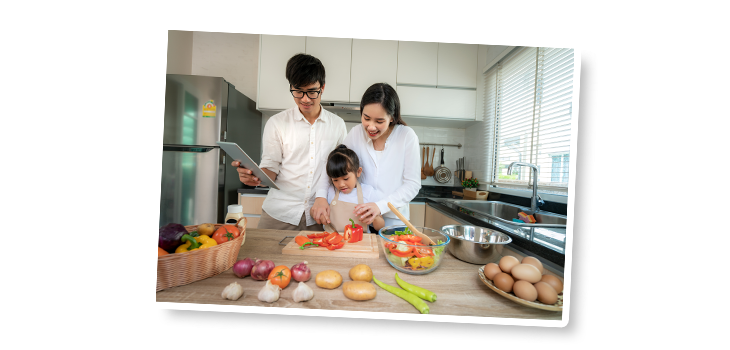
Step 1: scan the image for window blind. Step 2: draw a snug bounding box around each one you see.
[482,47,575,194]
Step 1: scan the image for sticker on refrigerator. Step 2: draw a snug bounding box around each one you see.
[202,100,217,118]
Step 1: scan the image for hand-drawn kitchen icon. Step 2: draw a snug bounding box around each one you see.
[66,3,99,22]
[631,0,682,30]
[357,22,385,33]
[110,0,160,30]
[370,0,398,21]
[395,15,428,34]
[588,2,618,21]
[243,1,276,28]
[431,1,476,36]
[573,193,588,219]
[431,322,477,334]
[358,318,390,340]
[160,1,205,24]
[522,0,556,30]
[563,0,588,28]
[332,1,360,19]
[522,326,547,349]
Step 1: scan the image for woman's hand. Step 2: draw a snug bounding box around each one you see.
[231,161,262,187]
[354,202,381,226]
[311,197,331,225]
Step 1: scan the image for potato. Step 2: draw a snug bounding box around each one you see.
[198,223,215,237]
[342,281,377,301]
[349,264,373,282]
[315,270,343,289]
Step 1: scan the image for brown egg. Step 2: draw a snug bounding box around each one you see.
[493,272,515,293]
[521,256,544,274]
[541,274,564,294]
[513,280,537,302]
[498,256,520,273]
[484,263,502,280]
[534,282,558,305]
[510,263,542,283]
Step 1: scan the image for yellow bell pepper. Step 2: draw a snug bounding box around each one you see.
[175,234,217,253]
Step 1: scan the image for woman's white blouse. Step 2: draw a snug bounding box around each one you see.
[316,124,421,220]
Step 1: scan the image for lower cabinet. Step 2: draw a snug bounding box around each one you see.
[238,193,267,229]
[424,204,464,229]
[409,202,426,227]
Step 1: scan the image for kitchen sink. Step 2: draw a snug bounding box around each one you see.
[438,199,568,253]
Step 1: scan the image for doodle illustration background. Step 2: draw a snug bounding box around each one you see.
[0,0,730,342]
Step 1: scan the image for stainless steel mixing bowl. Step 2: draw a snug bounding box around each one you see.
[440,225,512,264]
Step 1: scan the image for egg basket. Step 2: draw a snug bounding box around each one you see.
[156,219,246,292]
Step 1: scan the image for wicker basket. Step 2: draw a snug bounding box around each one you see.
[156,218,246,292]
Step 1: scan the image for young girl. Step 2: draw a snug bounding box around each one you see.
[323,144,385,233]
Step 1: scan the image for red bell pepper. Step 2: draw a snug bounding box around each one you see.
[389,246,414,257]
[327,241,345,250]
[345,218,363,243]
[312,237,328,247]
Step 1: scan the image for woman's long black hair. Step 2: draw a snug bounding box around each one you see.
[359,83,407,127]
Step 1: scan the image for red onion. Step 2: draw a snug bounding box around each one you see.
[291,261,311,282]
[250,259,275,280]
[232,257,254,278]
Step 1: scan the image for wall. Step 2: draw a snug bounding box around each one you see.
[166,30,193,74]
[191,32,259,101]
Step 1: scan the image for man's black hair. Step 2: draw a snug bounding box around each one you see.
[285,53,326,89]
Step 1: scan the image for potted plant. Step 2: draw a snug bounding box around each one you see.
[461,177,487,200]
[461,177,479,190]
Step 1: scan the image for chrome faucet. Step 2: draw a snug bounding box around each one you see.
[507,162,545,214]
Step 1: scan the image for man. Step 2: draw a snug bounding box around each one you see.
[232,53,347,230]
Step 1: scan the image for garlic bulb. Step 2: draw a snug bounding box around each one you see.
[292,282,314,302]
[258,280,281,303]
[221,282,244,301]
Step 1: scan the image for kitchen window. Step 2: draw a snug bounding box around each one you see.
[481,46,575,196]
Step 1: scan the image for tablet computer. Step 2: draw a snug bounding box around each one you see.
[217,141,280,190]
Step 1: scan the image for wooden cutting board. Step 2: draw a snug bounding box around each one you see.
[281,231,380,259]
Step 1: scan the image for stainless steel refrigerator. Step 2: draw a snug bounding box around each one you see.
[160,74,262,227]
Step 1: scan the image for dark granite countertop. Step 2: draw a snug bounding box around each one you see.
[424,198,565,268]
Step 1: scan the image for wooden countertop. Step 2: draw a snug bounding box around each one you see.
[156,229,563,320]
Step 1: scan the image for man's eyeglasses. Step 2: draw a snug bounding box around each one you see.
[290,89,322,99]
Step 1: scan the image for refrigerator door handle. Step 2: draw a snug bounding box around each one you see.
[162,145,217,153]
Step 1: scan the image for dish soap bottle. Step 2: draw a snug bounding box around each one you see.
[224,204,244,225]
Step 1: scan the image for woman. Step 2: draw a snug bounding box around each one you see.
[312,83,421,230]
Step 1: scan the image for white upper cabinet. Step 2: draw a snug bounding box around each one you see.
[397,85,476,120]
[305,37,352,103]
[397,41,438,86]
[437,43,478,88]
[349,39,398,103]
[257,35,305,110]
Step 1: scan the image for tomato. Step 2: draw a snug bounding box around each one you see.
[211,225,240,244]
[268,265,291,289]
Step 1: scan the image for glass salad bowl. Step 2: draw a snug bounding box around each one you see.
[377,225,450,275]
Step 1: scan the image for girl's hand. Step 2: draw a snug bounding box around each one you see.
[354,202,381,226]
[311,197,331,225]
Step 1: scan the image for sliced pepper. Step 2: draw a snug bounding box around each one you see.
[295,235,311,246]
[389,245,414,258]
[326,241,345,250]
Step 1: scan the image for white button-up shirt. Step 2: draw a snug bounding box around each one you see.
[316,124,421,221]
[260,107,347,226]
